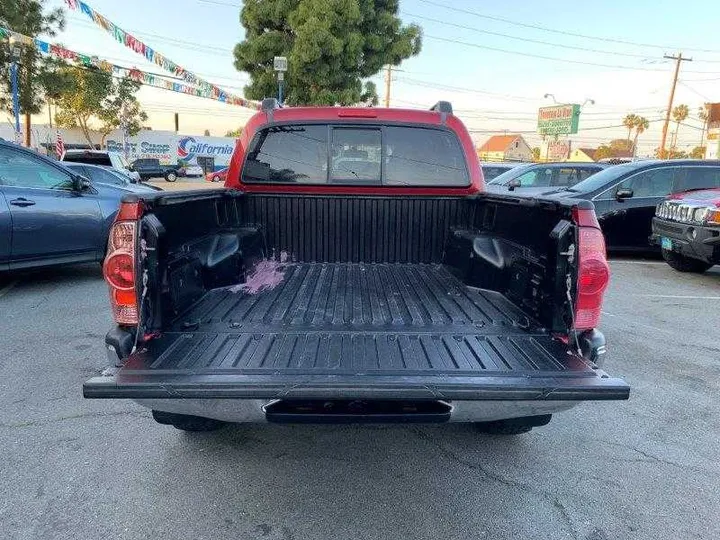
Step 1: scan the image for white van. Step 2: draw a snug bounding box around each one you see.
[61,150,141,182]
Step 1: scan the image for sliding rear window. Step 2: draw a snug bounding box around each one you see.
[242,124,469,186]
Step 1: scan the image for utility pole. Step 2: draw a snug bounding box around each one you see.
[660,53,692,158]
[384,65,392,108]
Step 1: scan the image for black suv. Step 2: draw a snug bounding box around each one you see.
[130,158,182,182]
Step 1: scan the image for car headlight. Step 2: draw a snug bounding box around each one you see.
[706,208,720,226]
[693,207,708,223]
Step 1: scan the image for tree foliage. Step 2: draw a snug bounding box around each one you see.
[655,147,687,159]
[632,116,649,152]
[225,127,243,137]
[234,0,422,105]
[622,113,637,142]
[671,104,689,148]
[689,146,705,159]
[0,0,64,138]
[595,138,635,160]
[531,146,540,161]
[53,66,146,146]
[594,145,612,161]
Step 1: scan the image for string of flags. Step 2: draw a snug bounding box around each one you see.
[0,26,259,109]
[63,0,259,110]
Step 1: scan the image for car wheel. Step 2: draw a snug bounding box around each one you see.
[165,171,177,182]
[212,175,220,182]
[152,410,226,432]
[661,249,713,273]
[474,414,552,435]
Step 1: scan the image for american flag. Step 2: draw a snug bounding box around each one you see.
[55,130,65,157]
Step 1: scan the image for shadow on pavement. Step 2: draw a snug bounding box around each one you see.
[0,263,102,290]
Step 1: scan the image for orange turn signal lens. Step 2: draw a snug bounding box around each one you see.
[707,209,720,225]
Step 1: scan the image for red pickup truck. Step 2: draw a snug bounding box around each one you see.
[85,100,629,435]
[653,187,720,272]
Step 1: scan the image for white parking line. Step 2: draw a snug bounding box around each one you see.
[630,294,720,300]
[0,280,18,299]
[609,260,667,265]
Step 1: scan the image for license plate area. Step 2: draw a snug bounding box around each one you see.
[264,399,452,424]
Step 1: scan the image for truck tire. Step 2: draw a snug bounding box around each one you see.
[661,249,713,273]
[165,171,178,182]
[474,414,552,435]
[151,410,225,432]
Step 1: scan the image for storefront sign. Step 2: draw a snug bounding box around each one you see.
[538,104,581,135]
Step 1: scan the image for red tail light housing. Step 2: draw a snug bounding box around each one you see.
[572,207,610,330]
[103,201,143,325]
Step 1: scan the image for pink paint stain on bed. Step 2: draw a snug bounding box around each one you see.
[230,251,290,294]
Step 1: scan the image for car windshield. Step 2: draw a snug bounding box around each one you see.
[486,164,534,185]
[565,162,650,193]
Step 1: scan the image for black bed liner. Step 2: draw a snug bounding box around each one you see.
[84,263,629,400]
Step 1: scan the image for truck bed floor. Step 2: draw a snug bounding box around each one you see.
[152,263,571,374]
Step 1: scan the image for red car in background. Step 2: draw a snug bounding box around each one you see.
[205,167,228,183]
[652,187,720,273]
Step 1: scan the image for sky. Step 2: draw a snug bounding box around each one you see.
[24,0,720,153]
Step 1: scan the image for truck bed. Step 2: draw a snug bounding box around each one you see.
[85,263,628,401]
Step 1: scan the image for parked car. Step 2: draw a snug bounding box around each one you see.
[547,160,720,252]
[486,162,607,195]
[651,187,720,273]
[84,99,628,435]
[129,158,182,182]
[60,149,140,182]
[182,164,204,177]
[0,141,145,271]
[64,163,161,193]
[480,162,527,181]
[206,167,228,183]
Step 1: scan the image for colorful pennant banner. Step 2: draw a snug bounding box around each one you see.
[0,26,251,103]
[64,1,258,109]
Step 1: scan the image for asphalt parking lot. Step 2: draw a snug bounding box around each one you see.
[0,259,718,540]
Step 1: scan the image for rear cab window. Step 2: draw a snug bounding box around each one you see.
[241,123,469,187]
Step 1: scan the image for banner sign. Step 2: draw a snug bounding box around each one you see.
[63,1,259,109]
[547,139,571,161]
[1,27,256,106]
[538,104,581,135]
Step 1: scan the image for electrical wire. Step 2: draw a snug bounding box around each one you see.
[402,11,658,61]
[417,0,720,55]
[423,34,708,72]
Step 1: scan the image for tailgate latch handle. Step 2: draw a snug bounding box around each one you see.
[560,243,575,264]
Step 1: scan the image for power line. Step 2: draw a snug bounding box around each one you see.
[402,11,658,61]
[423,34,708,72]
[196,0,240,6]
[678,81,712,102]
[394,77,539,102]
[418,0,720,55]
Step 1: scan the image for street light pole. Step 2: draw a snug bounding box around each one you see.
[9,36,21,144]
[273,56,287,105]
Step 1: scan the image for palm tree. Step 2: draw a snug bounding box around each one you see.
[632,116,650,156]
[671,104,689,149]
[698,105,709,148]
[623,114,637,143]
